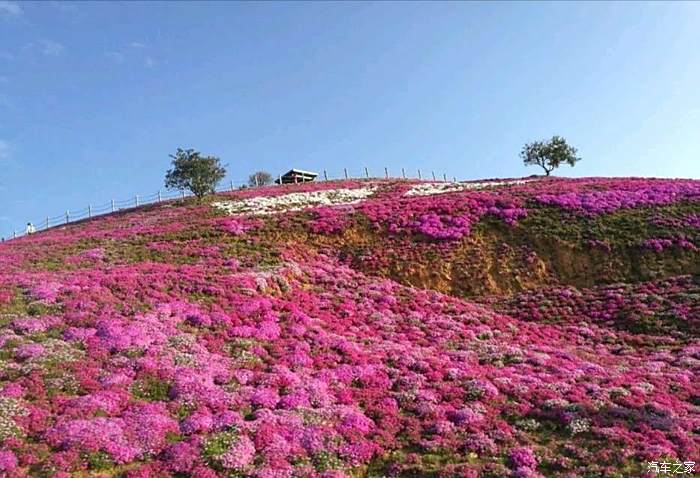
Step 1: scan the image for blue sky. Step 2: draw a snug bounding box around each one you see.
[1,1,699,237]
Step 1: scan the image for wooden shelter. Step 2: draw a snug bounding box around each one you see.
[275,169,318,184]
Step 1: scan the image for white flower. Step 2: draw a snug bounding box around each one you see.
[404,179,535,197]
[213,187,376,216]
[0,397,28,440]
[568,417,591,435]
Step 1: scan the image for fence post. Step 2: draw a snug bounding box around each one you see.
[278,174,282,185]
[111,199,115,212]
[181,191,185,199]
[45,217,49,230]
[344,168,348,180]
[418,169,422,180]
[443,173,447,182]
[432,171,436,181]
[401,167,406,179]
[135,195,139,207]
[254,175,259,187]
[230,180,234,191]
[323,170,328,181]
[66,211,70,224]
[158,190,162,202]
[364,167,369,179]
[13,229,16,239]
[88,205,92,218]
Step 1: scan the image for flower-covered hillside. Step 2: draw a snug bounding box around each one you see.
[0,177,698,477]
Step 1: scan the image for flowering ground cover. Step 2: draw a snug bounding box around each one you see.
[0,177,698,477]
[482,275,700,338]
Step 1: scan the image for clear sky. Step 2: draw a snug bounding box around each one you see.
[1,1,699,237]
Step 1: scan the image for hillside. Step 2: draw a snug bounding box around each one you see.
[0,177,698,477]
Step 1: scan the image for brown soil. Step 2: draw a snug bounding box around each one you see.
[289,222,700,300]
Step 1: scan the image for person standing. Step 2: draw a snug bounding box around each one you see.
[25,222,36,234]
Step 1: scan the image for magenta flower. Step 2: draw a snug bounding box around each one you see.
[251,387,281,409]
[0,450,18,472]
[220,435,256,470]
[337,409,375,436]
[14,343,45,360]
[0,177,697,475]
[509,447,538,470]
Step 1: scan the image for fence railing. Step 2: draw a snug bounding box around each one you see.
[3,167,458,242]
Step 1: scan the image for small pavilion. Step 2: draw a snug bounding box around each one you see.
[275,169,318,184]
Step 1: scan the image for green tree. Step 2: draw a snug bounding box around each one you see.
[248,170,273,187]
[164,148,227,198]
[520,136,581,176]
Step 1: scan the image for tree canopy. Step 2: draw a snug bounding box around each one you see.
[164,148,226,198]
[248,170,273,187]
[520,136,580,176]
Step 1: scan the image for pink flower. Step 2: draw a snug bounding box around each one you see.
[64,390,128,416]
[45,418,139,463]
[1,177,699,475]
[448,407,484,427]
[164,440,200,473]
[279,391,310,409]
[251,388,280,409]
[15,343,44,360]
[30,281,62,303]
[509,447,538,470]
[213,410,244,431]
[0,450,18,472]
[220,435,255,470]
[337,409,374,436]
[123,402,180,455]
[1,383,24,398]
[181,410,214,434]
[11,317,58,334]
